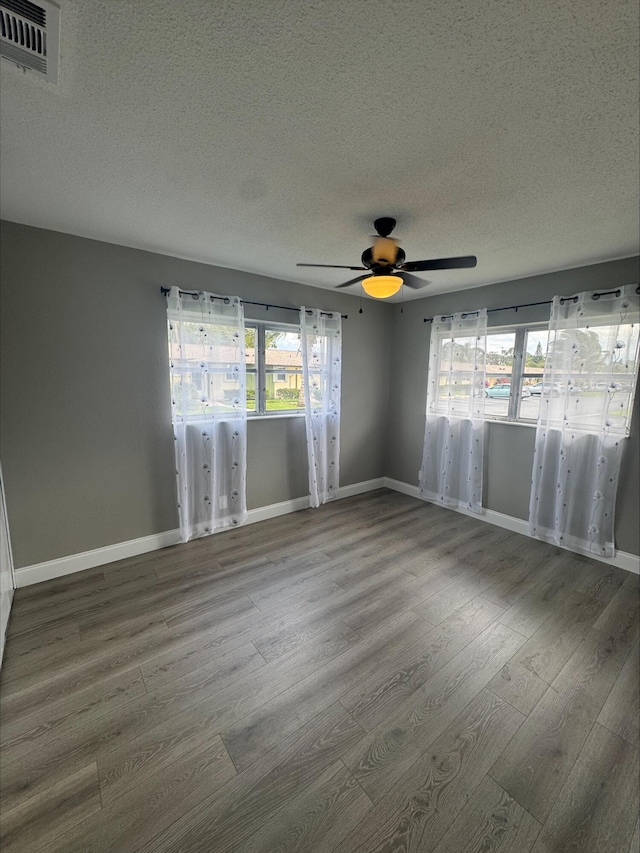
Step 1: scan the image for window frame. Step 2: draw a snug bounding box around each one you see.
[245,320,304,418]
[491,321,549,424]
[431,313,639,432]
[430,320,551,424]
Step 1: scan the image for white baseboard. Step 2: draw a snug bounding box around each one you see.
[14,529,183,588]
[13,478,387,588]
[382,478,421,500]
[245,496,311,526]
[383,477,640,575]
[14,475,638,587]
[337,478,386,499]
[244,478,385,526]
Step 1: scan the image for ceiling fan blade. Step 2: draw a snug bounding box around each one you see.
[401,272,430,289]
[336,274,368,288]
[297,263,366,270]
[402,255,477,272]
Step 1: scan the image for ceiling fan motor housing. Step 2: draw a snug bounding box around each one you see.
[372,237,397,265]
[362,243,406,269]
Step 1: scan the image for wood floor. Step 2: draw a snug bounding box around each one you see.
[0,489,638,853]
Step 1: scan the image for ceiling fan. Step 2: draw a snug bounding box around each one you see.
[297,217,477,299]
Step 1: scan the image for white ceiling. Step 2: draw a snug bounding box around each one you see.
[1,0,638,300]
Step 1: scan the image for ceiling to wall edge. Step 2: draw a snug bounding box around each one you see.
[0,217,638,305]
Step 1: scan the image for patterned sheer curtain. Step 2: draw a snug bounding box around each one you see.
[419,309,487,513]
[529,284,639,557]
[299,307,342,508]
[0,461,15,668]
[167,287,247,541]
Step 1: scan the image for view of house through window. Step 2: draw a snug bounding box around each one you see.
[173,314,638,424]
[431,320,638,425]
[245,323,304,415]
[169,318,245,417]
[169,320,305,418]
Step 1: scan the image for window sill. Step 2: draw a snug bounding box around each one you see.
[174,412,306,425]
[248,412,305,421]
[485,419,537,428]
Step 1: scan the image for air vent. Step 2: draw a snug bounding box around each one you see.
[0,0,59,83]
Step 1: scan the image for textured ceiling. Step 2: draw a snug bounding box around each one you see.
[1,0,638,300]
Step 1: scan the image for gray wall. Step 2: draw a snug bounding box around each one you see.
[386,257,640,556]
[0,221,391,568]
[1,219,638,569]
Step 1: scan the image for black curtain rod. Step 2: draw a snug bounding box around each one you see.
[160,287,347,319]
[423,299,552,322]
[422,286,640,323]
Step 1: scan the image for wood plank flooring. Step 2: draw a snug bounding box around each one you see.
[0,489,638,853]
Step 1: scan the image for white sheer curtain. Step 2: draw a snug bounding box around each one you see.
[0,461,15,669]
[300,307,342,507]
[419,309,487,513]
[168,287,247,541]
[529,284,639,557]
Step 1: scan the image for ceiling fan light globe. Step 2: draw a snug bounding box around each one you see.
[362,275,403,299]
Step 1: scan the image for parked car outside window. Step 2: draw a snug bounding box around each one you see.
[485,383,531,399]
[528,382,581,395]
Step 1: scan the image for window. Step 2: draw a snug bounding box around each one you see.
[432,315,640,426]
[519,327,551,421]
[169,317,244,417]
[541,312,639,435]
[484,325,552,422]
[432,322,551,423]
[169,317,303,419]
[245,322,304,415]
[484,330,517,419]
